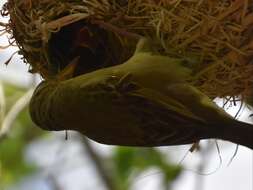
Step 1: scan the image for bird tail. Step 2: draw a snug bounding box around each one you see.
[219,121,253,149]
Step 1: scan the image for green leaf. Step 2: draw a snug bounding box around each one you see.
[112,147,182,189]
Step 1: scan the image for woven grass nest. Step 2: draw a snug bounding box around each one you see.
[1,0,253,102]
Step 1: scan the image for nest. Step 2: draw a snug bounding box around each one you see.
[1,0,253,101]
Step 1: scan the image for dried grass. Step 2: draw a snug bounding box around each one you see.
[1,0,253,101]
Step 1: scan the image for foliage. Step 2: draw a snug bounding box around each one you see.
[0,83,42,188]
[112,147,181,190]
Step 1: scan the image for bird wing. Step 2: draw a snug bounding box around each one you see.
[115,77,211,146]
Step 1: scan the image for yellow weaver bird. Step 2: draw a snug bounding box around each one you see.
[29,38,253,149]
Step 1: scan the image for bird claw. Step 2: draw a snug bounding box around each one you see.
[102,73,140,95]
[116,73,140,93]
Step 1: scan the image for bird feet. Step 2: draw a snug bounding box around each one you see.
[115,73,141,94]
[105,73,140,95]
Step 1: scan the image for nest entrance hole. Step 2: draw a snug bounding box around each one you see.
[48,19,125,77]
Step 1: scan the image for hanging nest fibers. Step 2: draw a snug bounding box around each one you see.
[1,0,253,101]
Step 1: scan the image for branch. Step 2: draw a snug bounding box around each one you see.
[77,135,119,190]
[0,89,34,141]
[46,174,63,190]
[0,81,6,125]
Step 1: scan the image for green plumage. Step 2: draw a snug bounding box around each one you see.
[29,38,253,149]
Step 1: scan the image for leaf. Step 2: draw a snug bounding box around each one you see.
[112,147,182,189]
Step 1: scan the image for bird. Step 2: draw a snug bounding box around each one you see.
[29,38,253,149]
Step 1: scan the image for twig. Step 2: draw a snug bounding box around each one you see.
[0,88,34,141]
[194,141,215,190]
[0,81,5,125]
[77,135,119,190]
[46,174,63,190]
